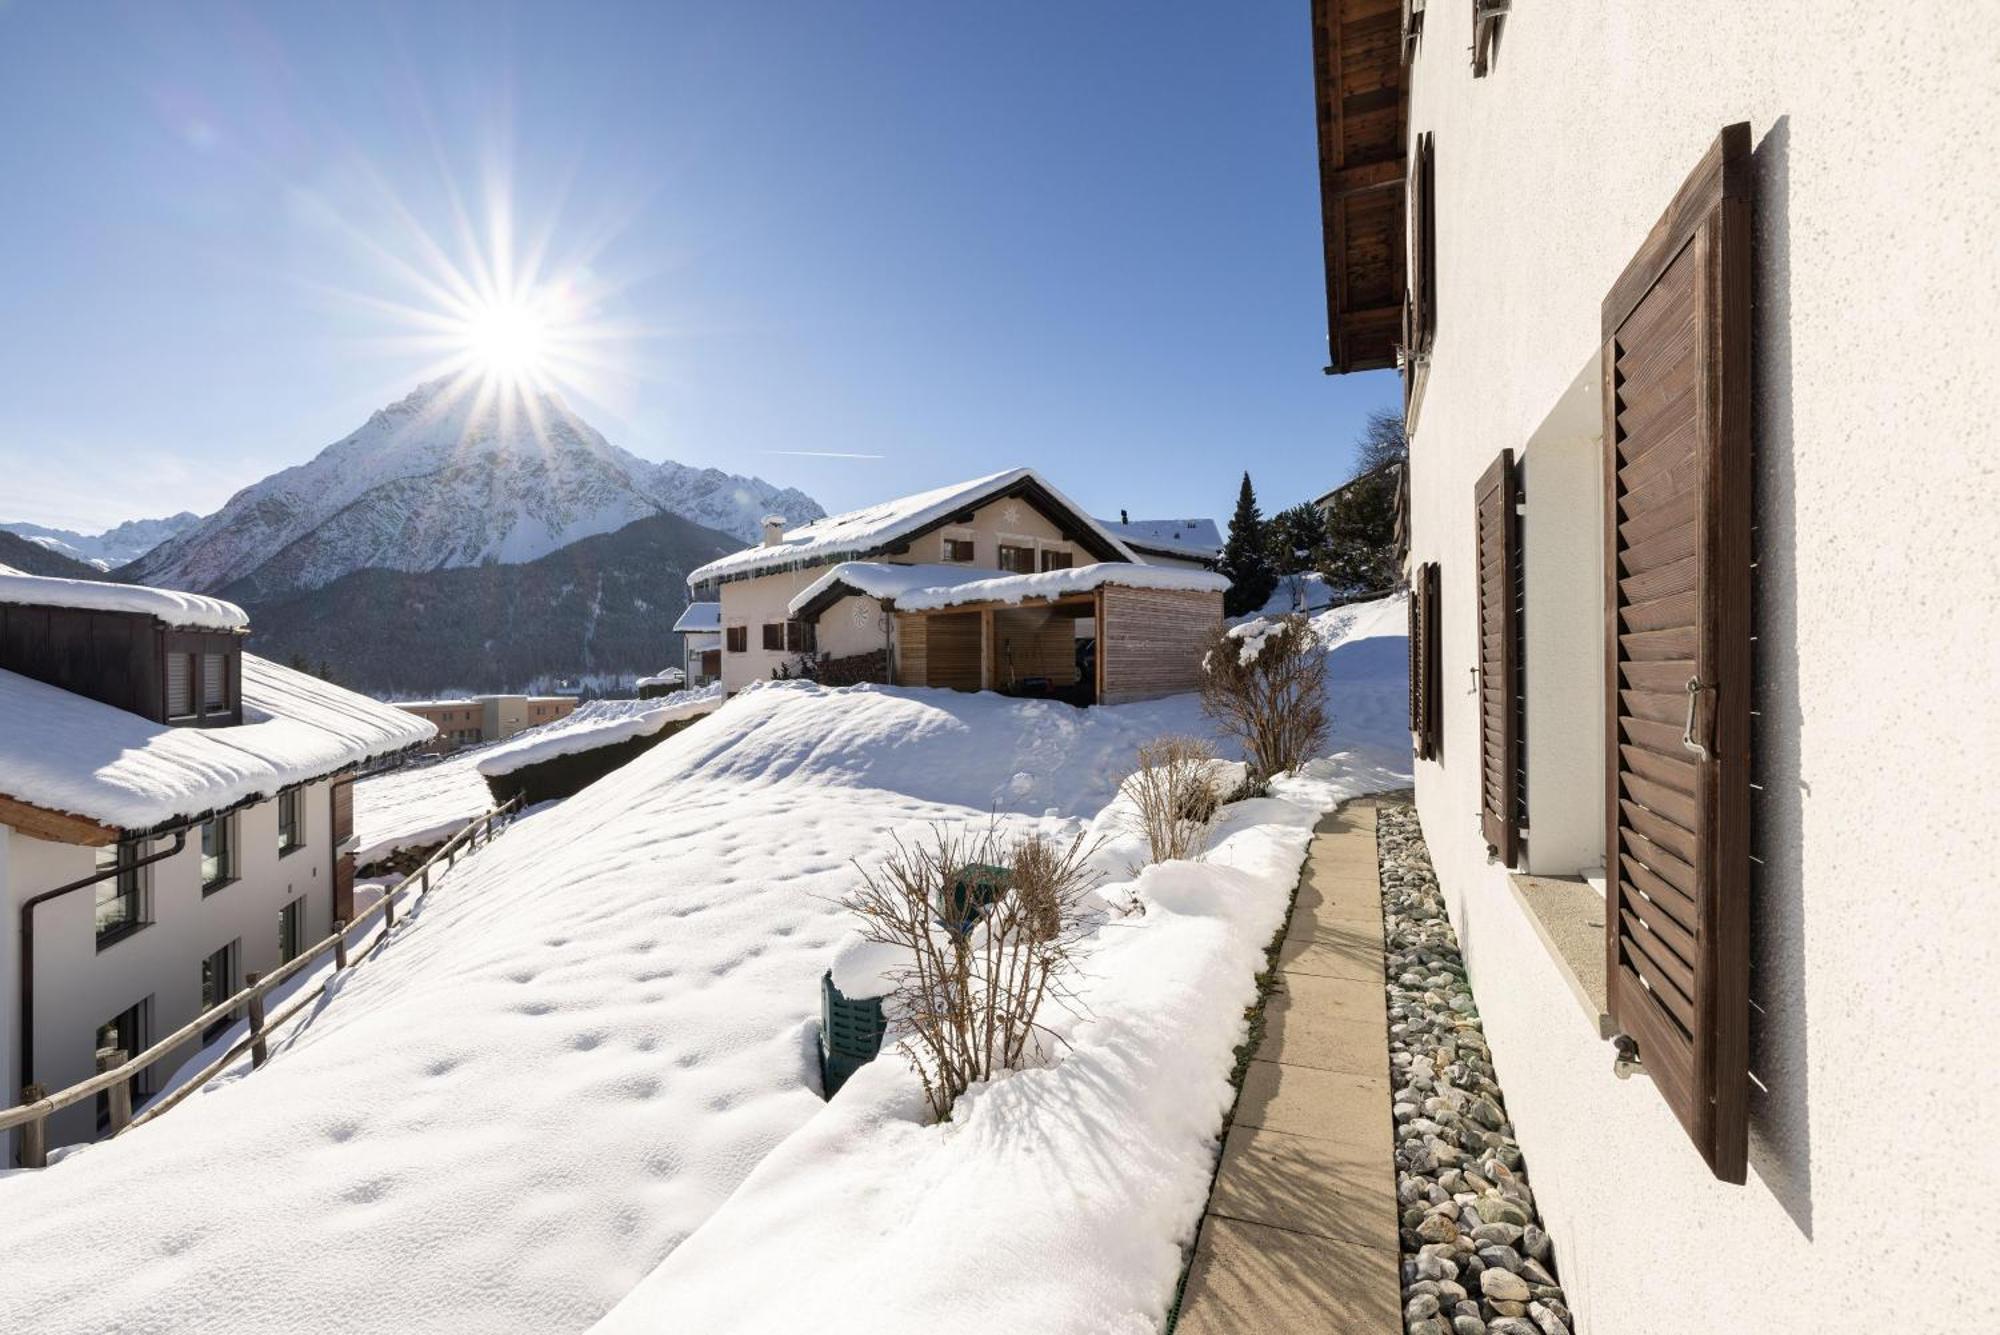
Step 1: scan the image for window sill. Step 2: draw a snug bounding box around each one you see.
[94,921,151,954]
[278,843,305,859]
[1505,872,1613,1039]
[201,876,239,897]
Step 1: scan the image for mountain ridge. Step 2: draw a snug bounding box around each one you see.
[0,513,201,570]
[123,377,820,596]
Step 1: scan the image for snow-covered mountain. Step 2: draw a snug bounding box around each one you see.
[0,512,201,570]
[123,378,822,597]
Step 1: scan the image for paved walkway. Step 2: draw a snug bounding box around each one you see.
[1175,799,1401,1333]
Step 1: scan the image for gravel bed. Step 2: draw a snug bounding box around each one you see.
[1378,803,1578,1335]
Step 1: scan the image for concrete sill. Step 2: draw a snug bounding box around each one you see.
[1506,873,1614,1040]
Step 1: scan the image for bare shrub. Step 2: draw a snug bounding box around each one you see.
[1125,735,1222,864]
[844,824,1100,1119]
[1200,614,1328,782]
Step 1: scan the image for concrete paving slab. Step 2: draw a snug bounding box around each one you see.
[1235,1060,1392,1157]
[1207,1125,1400,1249]
[1175,1217,1400,1335]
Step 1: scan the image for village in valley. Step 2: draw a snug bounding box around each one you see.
[0,5,1988,1335]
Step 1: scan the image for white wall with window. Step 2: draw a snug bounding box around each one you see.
[6,776,338,1149]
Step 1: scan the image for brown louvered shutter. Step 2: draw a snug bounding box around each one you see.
[330,776,354,844]
[1421,561,1441,759]
[1474,451,1521,864]
[1408,133,1435,356]
[1601,123,1754,1184]
[1409,561,1442,761]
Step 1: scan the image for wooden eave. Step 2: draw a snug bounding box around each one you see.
[1313,0,1409,374]
[0,793,120,848]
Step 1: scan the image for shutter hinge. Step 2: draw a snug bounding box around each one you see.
[1611,1034,1646,1080]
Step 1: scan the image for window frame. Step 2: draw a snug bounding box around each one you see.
[786,620,817,654]
[996,543,1036,575]
[941,533,977,564]
[279,898,306,965]
[93,840,149,948]
[199,941,239,1044]
[761,622,787,652]
[277,787,305,857]
[165,651,197,721]
[1038,548,1074,573]
[95,1000,150,1131]
[199,812,237,893]
[725,625,748,654]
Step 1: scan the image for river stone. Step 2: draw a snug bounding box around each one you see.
[1406,1293,1442,1321]
[1471,1223,1523,1249]
[1528,1300,1571,1335]
[1417,1214,1460,1244]
[1453,1317,1488,1335]
[1480,1269,1532,1303]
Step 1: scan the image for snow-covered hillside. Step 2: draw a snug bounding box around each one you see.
[125,377,823,595]
[0,512,200,570]
[0,597,1409,1334]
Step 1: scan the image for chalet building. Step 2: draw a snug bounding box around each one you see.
[393,694,577,752]
[0,567,432,1155]
[686,469,1228,704]
[1314,1,1988,1327]
[672,602,722,687]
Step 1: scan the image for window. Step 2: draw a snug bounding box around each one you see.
[1039,549,1073,573]
[277,788,304,856]
[725,625,748,654]
[165,653,196,719]
[95,1001,148,1131]
[200,942,238,1044]
[93,842,145,946]
[943,537,976,563]
[762,623,786,652]
[1471,0,1506,77]
[997,544,1035,574]
[279,899,305,964]
[200,814,235,891]
[786,620,816,653]
[202,652,228,712]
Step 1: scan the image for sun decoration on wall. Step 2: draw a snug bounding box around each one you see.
[852,603,876,630]
[1000,502,1022,525]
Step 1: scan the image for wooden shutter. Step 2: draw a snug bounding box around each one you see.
[1408,133,1435,357]
[1601,123,1753,1183]
[1408,561,1442,761]
[330,776,354,845]
[1474,451,1521,864]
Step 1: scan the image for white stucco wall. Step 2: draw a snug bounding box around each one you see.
[1399,4,1998,1331]
[712,496,1081,691]
[5,780,335,1149]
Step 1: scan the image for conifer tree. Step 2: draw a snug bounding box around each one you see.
[1220,472,1278,617]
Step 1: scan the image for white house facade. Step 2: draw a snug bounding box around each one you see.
[1315,1,1993,1330]
[0,567,434,1155]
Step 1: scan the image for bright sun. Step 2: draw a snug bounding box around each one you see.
[459,298,551,381]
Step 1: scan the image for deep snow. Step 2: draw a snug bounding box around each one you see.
[475,687,724,778]
[0,595,1409,1334]
[0,563,247,630]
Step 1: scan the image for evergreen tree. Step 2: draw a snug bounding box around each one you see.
[1220,472,1278,617]
[1267,502,1329,575]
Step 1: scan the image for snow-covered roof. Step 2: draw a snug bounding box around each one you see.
[475,687,724,778]
[635,667,686,688]
[0,564,248,632]
[0,654,436,833]
[686,468,1138,588]
[390,698,481,710]
[671,601,722,633]
[1095,517,1223,560]
[789,560,1230,617]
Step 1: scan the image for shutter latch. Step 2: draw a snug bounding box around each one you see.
[1611,1033,1645,1080]
[1681,677,1714,762]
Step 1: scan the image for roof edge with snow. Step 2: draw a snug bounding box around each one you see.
[0,565,249,632]
[686,469,1140,589]
[789,560,1230,619]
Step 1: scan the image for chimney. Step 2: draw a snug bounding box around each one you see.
[1120,509,1129,525]
[761,515,787,547]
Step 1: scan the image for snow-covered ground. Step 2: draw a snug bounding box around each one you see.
[0,595,1409,1335]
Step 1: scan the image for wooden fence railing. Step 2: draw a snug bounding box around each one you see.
[1,794,524,1167]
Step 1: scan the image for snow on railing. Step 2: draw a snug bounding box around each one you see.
[0,793,525,1168]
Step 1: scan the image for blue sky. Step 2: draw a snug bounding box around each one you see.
[0,1,1397,534]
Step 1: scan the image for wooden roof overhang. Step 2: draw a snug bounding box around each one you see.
[1312,0,1409,374]
[795,584,1098,624]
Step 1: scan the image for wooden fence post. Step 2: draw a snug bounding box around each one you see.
[245,974,269,1068]
[384,886,397,928]
[420,866,430,895]
[97,1048,131,1136]
[19,1085,47,1169]
[333,921,350,970]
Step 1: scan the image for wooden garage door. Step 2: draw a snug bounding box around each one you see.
[1474,451,1520,865]
[1601,123,1754,1183]
[925,613,983,692]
